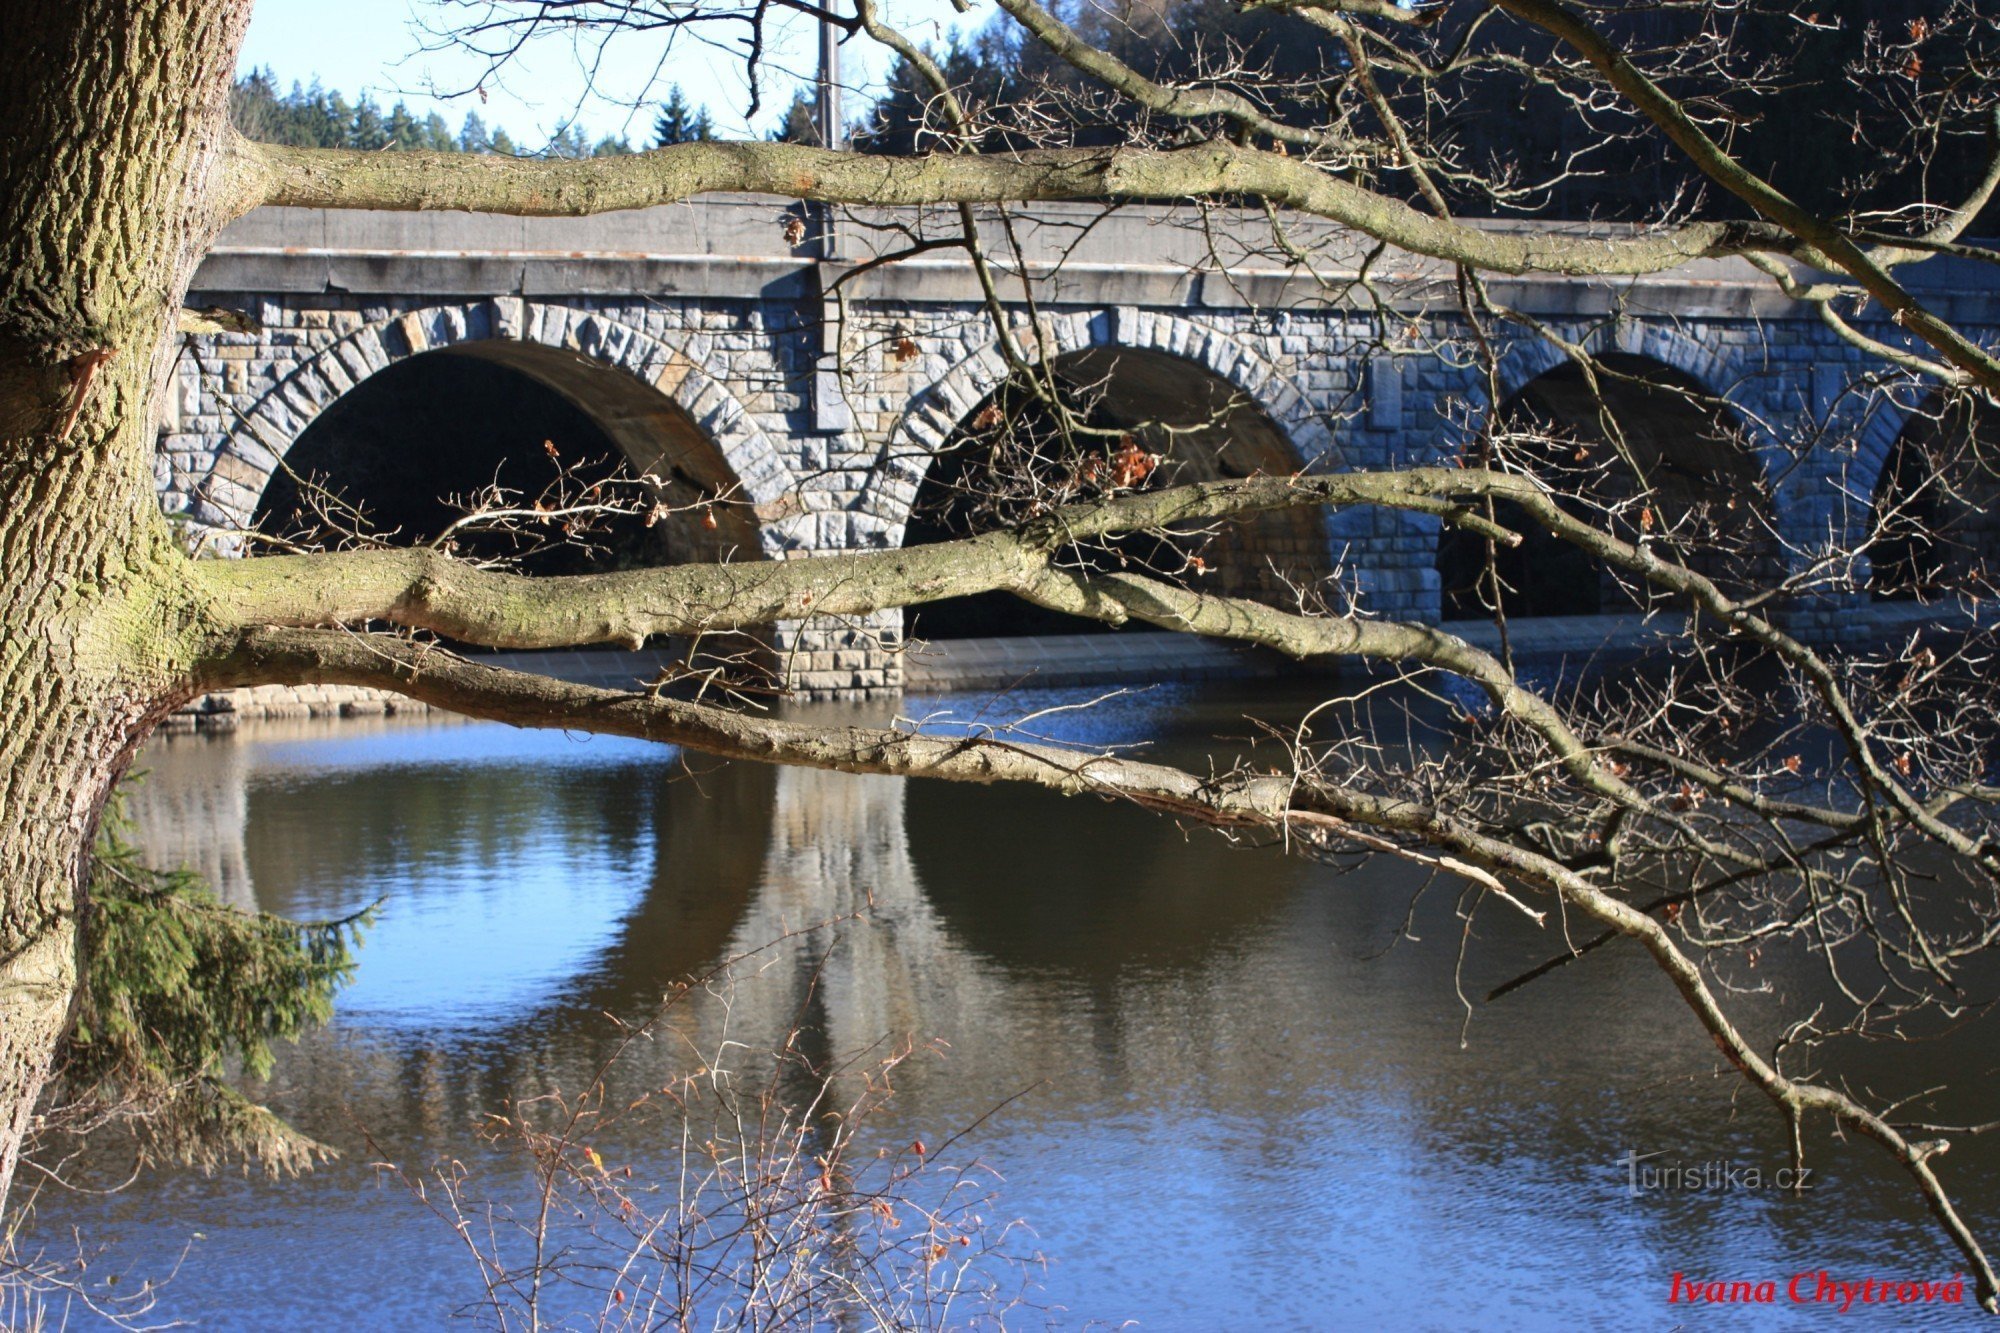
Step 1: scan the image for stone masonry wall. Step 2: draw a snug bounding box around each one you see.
[160,276,1996,695]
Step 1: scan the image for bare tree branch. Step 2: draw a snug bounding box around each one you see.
[1487,0,2000,392]
[227,133,1796,278]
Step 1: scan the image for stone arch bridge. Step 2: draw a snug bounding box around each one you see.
[162,198,2000,695]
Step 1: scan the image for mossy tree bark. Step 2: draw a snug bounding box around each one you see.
[0,0,252,1207]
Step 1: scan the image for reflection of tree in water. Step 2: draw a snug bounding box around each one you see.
[240,743,662,925]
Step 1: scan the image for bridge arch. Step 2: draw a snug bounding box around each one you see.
[1867,390,2000,599]
[198,299,795,555]
[1848,391,1923,511]
[864,310,1339,535]
[1830,379,1943,590]
[1437,323,1779,480]
[1434,345,1779,619]
[883,319,1340,639]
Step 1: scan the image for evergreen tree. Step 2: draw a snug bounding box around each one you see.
[591,134,636,156]
[384,101,423,151]
[230,71,358,148]
[653,85,715,146]
[458,110,492,153]
[770,90,819,145]
[544,122,591,158]
[228,66,285,142]
[44,787,375,1174]
[490,126,518,155]
[300,83,353,149]
[349,95,389,150]
[420,111,455,152]
[845,0,1981,224]
[229,75,519,155]
[858,38,1035,156]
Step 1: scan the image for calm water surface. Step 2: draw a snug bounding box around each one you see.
[23,683,1999,1329]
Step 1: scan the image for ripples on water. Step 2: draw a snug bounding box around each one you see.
[24,683,1998,1329]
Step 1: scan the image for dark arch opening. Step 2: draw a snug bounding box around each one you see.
[903,346,1332,639]
[250,342,772,678]
[1870,395,2000,600]
[253,342,762,575]
[1436,353,1772,620]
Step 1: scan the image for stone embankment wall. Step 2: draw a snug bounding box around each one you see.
[165,683,438,732]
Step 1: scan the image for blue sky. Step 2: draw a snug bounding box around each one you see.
[239,0,992,147]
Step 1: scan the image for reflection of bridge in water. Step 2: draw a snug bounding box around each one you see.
[124,719,1328,1090]
[121,714,1736,1129]
[88,714,2000,1330]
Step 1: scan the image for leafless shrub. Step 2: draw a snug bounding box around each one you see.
[373,935,1041,1331]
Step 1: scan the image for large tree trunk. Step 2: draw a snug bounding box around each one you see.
[0,0,252,1211]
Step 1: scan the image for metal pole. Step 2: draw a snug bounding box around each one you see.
[817,13,844,152]
[809,6,850,431]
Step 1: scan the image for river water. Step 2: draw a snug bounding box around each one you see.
[19,683,1997,1329]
